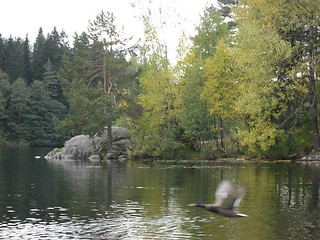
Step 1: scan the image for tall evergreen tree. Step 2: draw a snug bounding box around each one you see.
[58,11,133,151]
[87,10,132,153]
[4,37,25,82]
[1,75,66,146]
[33,27,47,81]
[27,80,66,145]
[23,36,33,84]
[0,70,10,141]
[45,27,69,71]
[0,35,32,84]
[5,78,31,142]
[43,59,62,101]
[0,35,4,72]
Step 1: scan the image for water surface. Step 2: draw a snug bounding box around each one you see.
[0,148,319,239]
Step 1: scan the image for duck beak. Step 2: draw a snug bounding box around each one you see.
[188,203,197,207]
[236,213,249,217]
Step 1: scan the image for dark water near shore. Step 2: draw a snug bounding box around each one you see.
[0,147,320,239]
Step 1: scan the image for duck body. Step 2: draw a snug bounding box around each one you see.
[189,180,248,218]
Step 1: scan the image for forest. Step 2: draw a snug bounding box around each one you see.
[0,0,319,159]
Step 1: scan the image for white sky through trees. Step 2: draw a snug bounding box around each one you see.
[0,0,217,62]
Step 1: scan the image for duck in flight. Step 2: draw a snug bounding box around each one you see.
[188,180,248,218]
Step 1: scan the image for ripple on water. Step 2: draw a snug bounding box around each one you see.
[0,200,209,239]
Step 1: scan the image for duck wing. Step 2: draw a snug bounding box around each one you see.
[215,180,245,210]
[233,184,245,208]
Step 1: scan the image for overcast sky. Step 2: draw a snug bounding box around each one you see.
[0,0,217,61]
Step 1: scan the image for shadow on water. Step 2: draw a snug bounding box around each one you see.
[0,148,320,239]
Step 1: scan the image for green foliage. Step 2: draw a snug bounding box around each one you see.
[230,1,294,155]
[132,21,180,158]
[28,80,67,145]
[43,59,63,102]
[57,78,106,137]
[6,78,31,141]
[175,49,213,151]
[23,36,33,84]
[0,36,27,83]
[192,5,230,58]
[0,71,10,143]
[0,3,319,158]
[33,27,69,82]
[202,39,240,119]
[32,28,47,81]
[57,11,135,139]
[0,70,66,146]
[134,65,179,157]
[175,5,235,155]
[57,33,106,137]
[45,27,69,72]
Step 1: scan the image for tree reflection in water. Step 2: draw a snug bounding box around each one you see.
[1,149,320,239]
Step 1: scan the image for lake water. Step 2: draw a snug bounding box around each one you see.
[0,147,320,239]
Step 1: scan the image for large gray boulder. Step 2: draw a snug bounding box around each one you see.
[45,126,131,161]
[107,126,131,141]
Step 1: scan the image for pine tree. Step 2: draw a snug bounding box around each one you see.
[33,28,47,81]
[45,27,69,71]
[87,10,131,154]
[5,78,31,143]
[0,35,4,72]
[0,70,10,141]
[58,11,132,149]
[27,80,66,145]
[23,36,33,84]
[4,37,25,82]
[43,59,62,101]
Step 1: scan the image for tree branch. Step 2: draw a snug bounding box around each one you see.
[295,0,311,14]
[280,94,307,128]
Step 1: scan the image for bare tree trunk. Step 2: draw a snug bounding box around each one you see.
[309,26,319,152]
[103,52,113,156]
[106,105,113,154]
[213,116,219,150]
[220,117,225,151]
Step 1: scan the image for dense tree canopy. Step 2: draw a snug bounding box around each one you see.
[0,3,319,160]
[0,27,69,146]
